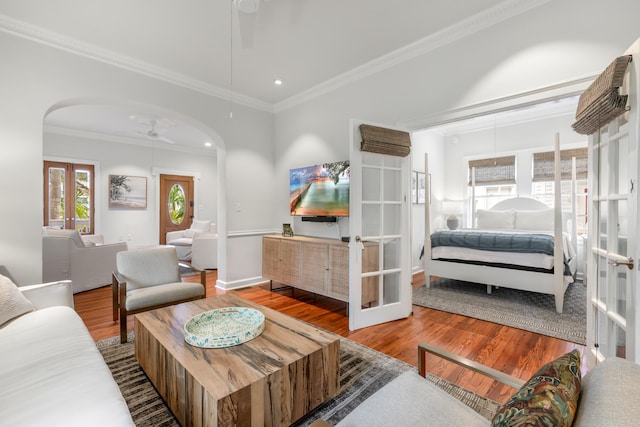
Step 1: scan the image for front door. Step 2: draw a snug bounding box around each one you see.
[159,174,194,244]
[348,120,412,330]
[586,40,640,367]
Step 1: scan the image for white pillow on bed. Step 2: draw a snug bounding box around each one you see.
[476,209,515,229]
[514,208,554,231]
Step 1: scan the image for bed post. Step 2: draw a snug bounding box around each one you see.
[553,133,565,313]
[424,153,432,288]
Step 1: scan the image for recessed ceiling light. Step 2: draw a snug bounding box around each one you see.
[274,78,284,86]
[204,141,212,147]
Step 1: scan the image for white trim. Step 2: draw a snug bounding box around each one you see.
[0,0,552,114]
[216,275,267,291]
[227,229,281,238]
[399,75,596,131]
[0,13,272,113]
[274,0,553,113]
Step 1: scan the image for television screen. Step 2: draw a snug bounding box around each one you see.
[290,161,350,217]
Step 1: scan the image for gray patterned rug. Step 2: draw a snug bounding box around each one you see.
[413,278,586,344]
[97,334,499,426]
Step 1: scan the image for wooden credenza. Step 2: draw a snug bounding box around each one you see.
[262,235,379,305]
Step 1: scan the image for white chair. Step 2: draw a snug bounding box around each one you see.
[112,246,206,343]
[166,220,217,270]
[42,228,128,293]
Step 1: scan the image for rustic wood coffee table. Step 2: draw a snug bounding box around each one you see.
[134,293,340,427]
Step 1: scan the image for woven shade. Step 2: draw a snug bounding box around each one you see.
[533,147,588,181]
[468,155,516,186]
[359,124,411,157]
[572,55,632,135]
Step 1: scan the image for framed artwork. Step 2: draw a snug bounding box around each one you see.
[109,175,147,209]
[412,172,430,204]
[411,172,418,204]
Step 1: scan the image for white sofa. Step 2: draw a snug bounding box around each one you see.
[43,228,128,293]
[0,274,134,426]
[166,220,217,270]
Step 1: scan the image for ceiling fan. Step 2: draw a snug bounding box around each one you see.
[234,0,272,49]
[130,115,177,144]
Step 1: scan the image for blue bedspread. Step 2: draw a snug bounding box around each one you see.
[431,230,571,275]
[431,230,555,255]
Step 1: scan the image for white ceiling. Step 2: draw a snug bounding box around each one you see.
[1,0,558,148]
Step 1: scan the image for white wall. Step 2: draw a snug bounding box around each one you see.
[44,131,217,247]
[273,0,640,272]
[3,0,640,289]
[0,32,274,286]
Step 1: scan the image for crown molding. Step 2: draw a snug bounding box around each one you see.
[0,13,273,113]
[273,0,553,113]
[1,0,552,115]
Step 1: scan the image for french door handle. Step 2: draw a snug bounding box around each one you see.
[608,258,635,270]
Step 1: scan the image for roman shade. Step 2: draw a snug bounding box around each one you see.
[359,124,411,157]
[468,155,516,186]
[532,147,588,181]
[572,55,632,135]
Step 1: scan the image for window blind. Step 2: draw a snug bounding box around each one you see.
[532,147,588,182]
[468,155,515,186]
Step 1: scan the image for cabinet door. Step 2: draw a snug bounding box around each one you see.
[279,239,302,285]
[262,237,281,280]
[301,242,329,294]
[328,245,349,301]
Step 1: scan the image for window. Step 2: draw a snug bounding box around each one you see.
[468,155,517,212]
[531,148,588,234]
[44,161,95,233]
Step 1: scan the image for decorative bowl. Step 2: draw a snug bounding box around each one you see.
[184,307,265,348]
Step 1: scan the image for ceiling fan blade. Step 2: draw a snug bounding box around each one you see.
[237,8,257,48]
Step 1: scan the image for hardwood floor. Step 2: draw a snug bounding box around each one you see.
[74,270,585,403]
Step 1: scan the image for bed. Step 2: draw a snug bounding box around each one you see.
[423,135,577,313]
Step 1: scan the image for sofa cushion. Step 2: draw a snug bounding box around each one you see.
[491,349,581,427]
[0,306,134,426]
[573,357,640,427]
[0,274,34,326]
[336,371,489,427]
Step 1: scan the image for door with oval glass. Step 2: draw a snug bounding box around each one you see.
[159,174,194,244]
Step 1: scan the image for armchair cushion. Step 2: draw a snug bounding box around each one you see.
[125,281,206,311]
[0,274,35,326]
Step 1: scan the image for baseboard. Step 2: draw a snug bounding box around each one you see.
[215,276,268,291]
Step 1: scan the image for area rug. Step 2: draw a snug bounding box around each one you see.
[97,334,500,426]
[413,278,586,344]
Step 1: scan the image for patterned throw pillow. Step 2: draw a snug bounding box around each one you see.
[491,349,581,427]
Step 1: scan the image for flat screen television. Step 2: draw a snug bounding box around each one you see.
[289,161,350,217]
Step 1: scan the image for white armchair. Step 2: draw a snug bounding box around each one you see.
[42,229,128,293]
[166,220,217,270]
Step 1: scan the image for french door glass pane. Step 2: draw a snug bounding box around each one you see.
[383,272,401,304]
[362,204,381,237]
[75,168,91,233]
[383,169,402,202]
[48,167,65,228]
[362,167,381,201]
[383,237,401,270]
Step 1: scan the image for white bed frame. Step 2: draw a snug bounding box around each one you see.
[424,134,575,313]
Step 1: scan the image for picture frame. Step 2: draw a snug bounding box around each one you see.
[417,172,426,204]
[109,175,147,209]
[411,172,418,204]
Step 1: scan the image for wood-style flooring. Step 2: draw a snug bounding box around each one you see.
[74,270,585,403]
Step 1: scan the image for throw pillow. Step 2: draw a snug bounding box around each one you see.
[476,209,516,229]
[491,349,581,427]
[0,274,35,326]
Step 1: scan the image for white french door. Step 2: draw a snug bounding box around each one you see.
[348,120,412,330]
[586,40,640,367]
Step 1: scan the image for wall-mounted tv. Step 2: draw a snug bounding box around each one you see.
[289,161,350,217]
